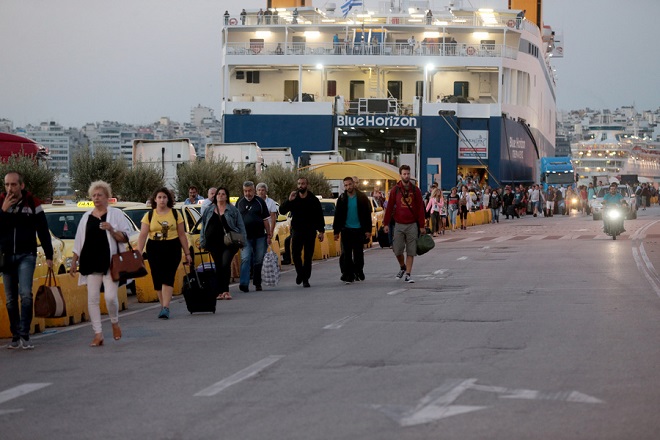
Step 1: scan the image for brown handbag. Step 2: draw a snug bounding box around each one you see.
[34,268,67,318]
[110,240,148,282]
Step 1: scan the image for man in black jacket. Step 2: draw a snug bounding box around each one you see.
[280,177,325,288]
[0,171,53,349]
[333,177,372,283]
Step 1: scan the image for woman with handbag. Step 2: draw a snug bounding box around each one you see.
[137,187,192,319]
[200,187,247,300]
[70,181,133,347]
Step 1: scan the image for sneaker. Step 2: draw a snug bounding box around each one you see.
[340,274,353,284]
[20,337,34,350]
[157,308,166,319]
[396,269,406,279]
[162,307,170,319]
[239,284,249,292]
[303,280,311,288]
[356,271,365,281]
[295,275,302,285]
[404,274,415,283]
[255,285,263,291]
[7,337,20,349]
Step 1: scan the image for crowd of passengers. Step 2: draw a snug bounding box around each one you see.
[369,173,659,237]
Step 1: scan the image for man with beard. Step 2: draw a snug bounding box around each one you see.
[383,165,426,284]
[279,177,325,288]
[333,177,372,284]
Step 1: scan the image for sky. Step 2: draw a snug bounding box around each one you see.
[1,0,658,128]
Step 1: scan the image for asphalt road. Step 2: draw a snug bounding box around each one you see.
[2,208,660,440]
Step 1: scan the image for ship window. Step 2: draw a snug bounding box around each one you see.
[284,80,299,101]
[327,80,337,97]
[387,81,402,101]
[415,81,424,97]
[350,80,365,100]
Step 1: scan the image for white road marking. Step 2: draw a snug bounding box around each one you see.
[559,234,578,240]
[194,356,284,397]
[0,409,24,415]
[524,235,546,240]
[373,379,604,427]
[631,220,660,298]
[433,269,449,275]
[492,235,515,242]
[458,237,482,242]
[479,246,490,250]
[387,288,408,296]
[323,314,360,330]
[0,383,51,406]
[457,256,468,261]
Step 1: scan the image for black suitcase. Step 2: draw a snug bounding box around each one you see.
[182,263,216,314]
[377,226,391,248]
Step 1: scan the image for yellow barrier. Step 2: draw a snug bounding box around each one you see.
[326,231,340,257]
[43,273,89,328]
[313,234,330,260]
[100,284,128,315]
[135,260,185,303]
[0,284,46,338]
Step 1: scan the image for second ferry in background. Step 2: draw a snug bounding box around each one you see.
[220,0,561,191]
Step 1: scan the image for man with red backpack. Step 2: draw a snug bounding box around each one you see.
[383,165,426,284]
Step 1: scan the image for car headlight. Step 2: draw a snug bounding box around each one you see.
[607,209,621,219]
[571,197,578,205]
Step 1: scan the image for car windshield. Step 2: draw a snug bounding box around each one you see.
[124,208,150,228]
[321,202,336,216]
[596,187,629,198]
[45,212,85,239]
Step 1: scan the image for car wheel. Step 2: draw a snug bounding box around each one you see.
[592,214,601,221]
[630,210,637,220]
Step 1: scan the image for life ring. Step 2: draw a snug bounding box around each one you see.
[466,46,476,56]
[507,19,515,28]
[229,18,238,25]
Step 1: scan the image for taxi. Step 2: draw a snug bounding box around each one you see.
[321,197,382,239]
[43,199,141,278]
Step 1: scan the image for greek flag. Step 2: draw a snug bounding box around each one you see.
[341,0,363,17]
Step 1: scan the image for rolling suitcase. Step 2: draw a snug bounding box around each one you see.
[182,258,216,314]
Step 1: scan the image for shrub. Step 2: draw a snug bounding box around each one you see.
[260,164,332,205]
[120,164,165,202]
[175,158,238,202]
[70,147,127,200]
[0,155,56,201]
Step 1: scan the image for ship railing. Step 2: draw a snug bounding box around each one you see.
[221,12,523,28]
[226,42,514,58]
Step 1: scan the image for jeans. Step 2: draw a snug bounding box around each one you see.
[491,208,499,222]
[449,208,458,227]
[3,253,37,338]
[240,236,267,287]
[292,230,317,281]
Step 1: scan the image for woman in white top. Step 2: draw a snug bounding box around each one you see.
[70,181,132,347]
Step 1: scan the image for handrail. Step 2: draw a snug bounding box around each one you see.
[226,41,516,59]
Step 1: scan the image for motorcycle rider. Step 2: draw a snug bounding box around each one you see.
[602,182,625,234]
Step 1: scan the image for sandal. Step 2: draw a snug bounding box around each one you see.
[222,292,232,300]
[216,294,225,300]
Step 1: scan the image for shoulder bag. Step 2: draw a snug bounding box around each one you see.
[222,214,245,249]
[34,268,67,318]
[110,237,148,282]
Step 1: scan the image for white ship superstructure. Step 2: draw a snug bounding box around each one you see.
[220,0,558,189]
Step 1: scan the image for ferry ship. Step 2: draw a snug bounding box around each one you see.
[571,125,660,184]
[220,0,559,190]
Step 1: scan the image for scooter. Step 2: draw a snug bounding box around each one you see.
[603,204,625,240]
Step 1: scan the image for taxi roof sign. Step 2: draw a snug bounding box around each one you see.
[77,201,95,208]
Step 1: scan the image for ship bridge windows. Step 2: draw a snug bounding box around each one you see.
[337,127,417,167]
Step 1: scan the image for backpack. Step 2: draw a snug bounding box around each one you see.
[148,207,178,224]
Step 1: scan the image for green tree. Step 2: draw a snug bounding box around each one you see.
[0,155,56,200]
[260,164,332,205]
[175,158,239,201]
[70,147,127,200]
[120,164,165,202]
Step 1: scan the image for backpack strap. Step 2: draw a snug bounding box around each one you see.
[148,207,178,224]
